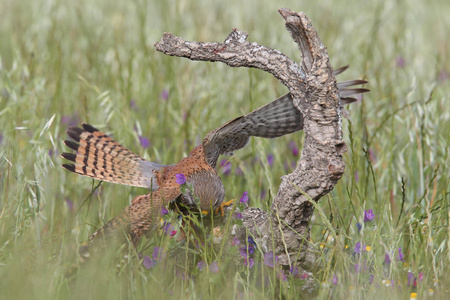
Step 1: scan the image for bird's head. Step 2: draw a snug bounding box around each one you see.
[178,170,225,213]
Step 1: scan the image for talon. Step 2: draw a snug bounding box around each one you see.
[214,199,236,216]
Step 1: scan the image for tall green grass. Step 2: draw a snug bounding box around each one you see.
[0,0,449,299]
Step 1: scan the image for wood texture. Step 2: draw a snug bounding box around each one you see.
[155,8,357,276]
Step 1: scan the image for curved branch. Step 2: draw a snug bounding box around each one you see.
[155,8,347,275]
[155,29,306,92]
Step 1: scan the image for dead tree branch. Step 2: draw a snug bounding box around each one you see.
[155,8,348,275]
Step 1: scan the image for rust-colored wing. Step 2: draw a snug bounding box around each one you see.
[61,123,166,190]
[79,189,179,257]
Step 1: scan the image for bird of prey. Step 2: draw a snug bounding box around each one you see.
[61,66,368,256]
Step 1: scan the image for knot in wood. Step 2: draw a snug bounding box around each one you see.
[335,139,348,154]
[328,161,345,178]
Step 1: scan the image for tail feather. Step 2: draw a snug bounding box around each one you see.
[62,123,163,189]
[334,66,370,105]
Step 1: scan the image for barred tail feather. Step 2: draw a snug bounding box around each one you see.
[62,123,163,189]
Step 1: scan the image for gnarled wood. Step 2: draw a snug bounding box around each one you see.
[155,8,350,278]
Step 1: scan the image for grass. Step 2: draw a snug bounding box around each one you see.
[0,0,449,299]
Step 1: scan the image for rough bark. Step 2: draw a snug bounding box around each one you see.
[155,9,346,276]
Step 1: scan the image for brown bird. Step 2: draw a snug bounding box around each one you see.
[61,66,368,256]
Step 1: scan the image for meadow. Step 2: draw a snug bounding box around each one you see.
[0,0,449,299]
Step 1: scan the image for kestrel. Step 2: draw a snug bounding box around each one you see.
[61,66,368,256]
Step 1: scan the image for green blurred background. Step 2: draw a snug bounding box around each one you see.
[0,0,449,299]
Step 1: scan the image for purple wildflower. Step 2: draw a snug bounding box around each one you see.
[175,173,186,185]
[66,199,74,211]
[129,99,137,110]
[267,154,274,167]
[161,207,169,215]
[364,209,375,222]
[289,141,299,156]
[368,148,377,163]
[332,274,338,285]
[48,149,57,157]
[407,272,415,286]
[289,265,299,277]
[170,230,177,237]
[354,264,361,273]
[244,258,254,269]
[235,212,242,219]
[162,221,174,235]
[396,248,405,262]
[139,136,150,149]
[291,161,297,169]
[160,89,169,101]
[61,114,79,127]
[143,255,157,269]
[152,246,164,261]
[301,273,309,279]
[198,260,206,271]
[239,245,255,258]
[369,275,374,284]
[438,69,449,82]
[219,159,232,175]
[235,167,243,176]
[278,270,287,281]
[354,242,362,254]
[209,262,220,273]
[356,222,362,232]
[384,253,391,265]
[396,55,406,68]
[260,189,267,200]
[231,236,240,246]
[240,191,248,204]
[263,252,279,268]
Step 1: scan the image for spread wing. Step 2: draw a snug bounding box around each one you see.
[79,189,180,258]
[203,66,369,168]
[61,123,165,190]
[203,93,302,168]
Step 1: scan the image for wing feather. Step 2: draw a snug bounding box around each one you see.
[203,66,369,168]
